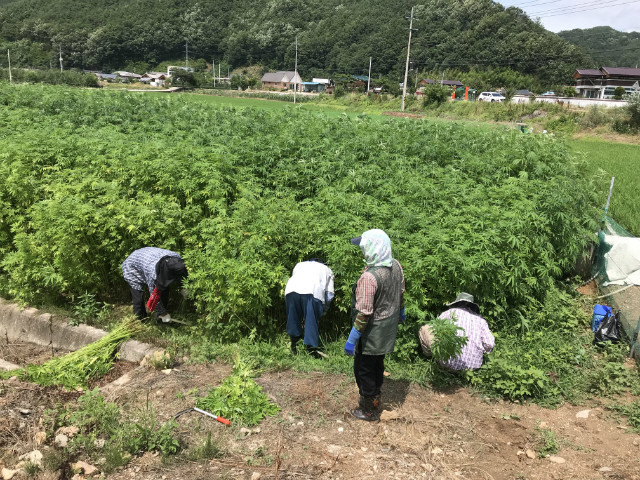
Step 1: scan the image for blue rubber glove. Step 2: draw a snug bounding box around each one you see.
[400,306,405,324]
[344,327,362,356]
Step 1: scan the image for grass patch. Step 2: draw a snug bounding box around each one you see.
[569,137,640,236]
[45,388,181,473]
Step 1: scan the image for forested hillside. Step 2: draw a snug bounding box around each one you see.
[558,26,640,68]
[0,0,589,85]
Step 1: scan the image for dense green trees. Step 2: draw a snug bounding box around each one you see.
[0,0,589,88]
[558,26,640,68]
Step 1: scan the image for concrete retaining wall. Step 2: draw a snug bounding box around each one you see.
[511,95,627,109]
[0,298,157,363]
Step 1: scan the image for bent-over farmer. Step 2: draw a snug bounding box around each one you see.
[285,259,334,358]
[121,247,188,323]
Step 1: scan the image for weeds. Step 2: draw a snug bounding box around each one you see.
[45,388,180,471]
[189,432,224,460]
[608,400,640,433]
[533,423,561,456]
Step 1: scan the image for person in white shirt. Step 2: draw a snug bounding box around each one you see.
[284,259,334,357]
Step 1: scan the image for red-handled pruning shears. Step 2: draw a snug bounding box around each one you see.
[173,407,230,426]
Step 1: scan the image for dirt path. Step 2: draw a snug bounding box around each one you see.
[2,345,640,480]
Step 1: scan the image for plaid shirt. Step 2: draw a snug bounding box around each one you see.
[438,308,495,370]
[121,247,181,292]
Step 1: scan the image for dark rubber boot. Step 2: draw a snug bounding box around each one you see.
[350,396,379,422]
[290,336,301,355]
[306,345,326,359]
[372,394,381,412]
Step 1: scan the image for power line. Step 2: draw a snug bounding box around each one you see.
[531,0,640,17]
[530,0,639,15]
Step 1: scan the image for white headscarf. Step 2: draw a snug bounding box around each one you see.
[359,229,393,267]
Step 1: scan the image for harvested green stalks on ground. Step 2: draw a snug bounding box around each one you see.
[196,357,279,426]
[1,318,144,388]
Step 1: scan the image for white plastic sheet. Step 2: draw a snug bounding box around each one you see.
[602,234,640,286]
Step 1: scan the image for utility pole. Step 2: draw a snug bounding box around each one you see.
[218,63,220,83]
[59,46,63,71]
[7,50,12,84]
[401,7,416,111]
[441,70,445,87]
[212,58,215,87]
[367,56,372,94]
[185,41,189,69]
[294,35,298,104]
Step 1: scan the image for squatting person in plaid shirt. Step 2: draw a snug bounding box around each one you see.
[344,229,405,421]
[121,247,188,323]
[419,292,495,370]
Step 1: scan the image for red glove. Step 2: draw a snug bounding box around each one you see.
[146,287,161,312]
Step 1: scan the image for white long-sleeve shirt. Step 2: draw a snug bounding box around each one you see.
[284,261,334,305]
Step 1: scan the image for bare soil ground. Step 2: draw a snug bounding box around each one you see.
[2,343,640,480]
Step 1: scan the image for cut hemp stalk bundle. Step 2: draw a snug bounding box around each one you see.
[2,318,144,388]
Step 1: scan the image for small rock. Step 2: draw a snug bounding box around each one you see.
[338,427,344,433]
[155,390,165,398]
[2,468,20,480]
[239,428,252,436]
[296,421,304,426]
[336,420,343,424]
[94,439,105,449]
[57,426,80,437]
[18,450,43,466]
[71,475,84,480]
[539,421,547,428]
[34,431,46,445]
[617,426,628,430]
[517,450,525,456]
[54,434,69,448]
[422,463,434,472]
[161,369,172,375]
[383,371,391,377]
[72,460,98,475]
[326,444,341,455]
[8,376,18,382]
[379,410,399,422]
[18,409,30,415]
[251,473,262,480]
[598,467,613,472]
[251,427,261,434]
[576,409,591,419]
[431,447,443,455]
[526,449,536,459]
[547,456,566,464]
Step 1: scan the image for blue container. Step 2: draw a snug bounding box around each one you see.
[592,304,612,332]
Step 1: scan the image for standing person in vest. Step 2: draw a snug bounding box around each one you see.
[121,247,188,323]
[344,229,405,421]
[285,259,335,358]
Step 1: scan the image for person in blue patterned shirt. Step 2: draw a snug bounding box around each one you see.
[121,247,188,323]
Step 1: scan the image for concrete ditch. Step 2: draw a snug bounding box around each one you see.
[0,297,159,366]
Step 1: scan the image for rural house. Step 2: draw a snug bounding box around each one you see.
[261,71,302,91]
[573,67,640,99]
[140,72,167,86]
[113,71,142,81]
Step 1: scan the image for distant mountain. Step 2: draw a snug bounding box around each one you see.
[0,0,589,85]
[558,26,640,68]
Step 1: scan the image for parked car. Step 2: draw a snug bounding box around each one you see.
[541,91,556,96]
[477,92,505,102]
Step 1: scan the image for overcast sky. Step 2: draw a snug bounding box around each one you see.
[498,0,640,33]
